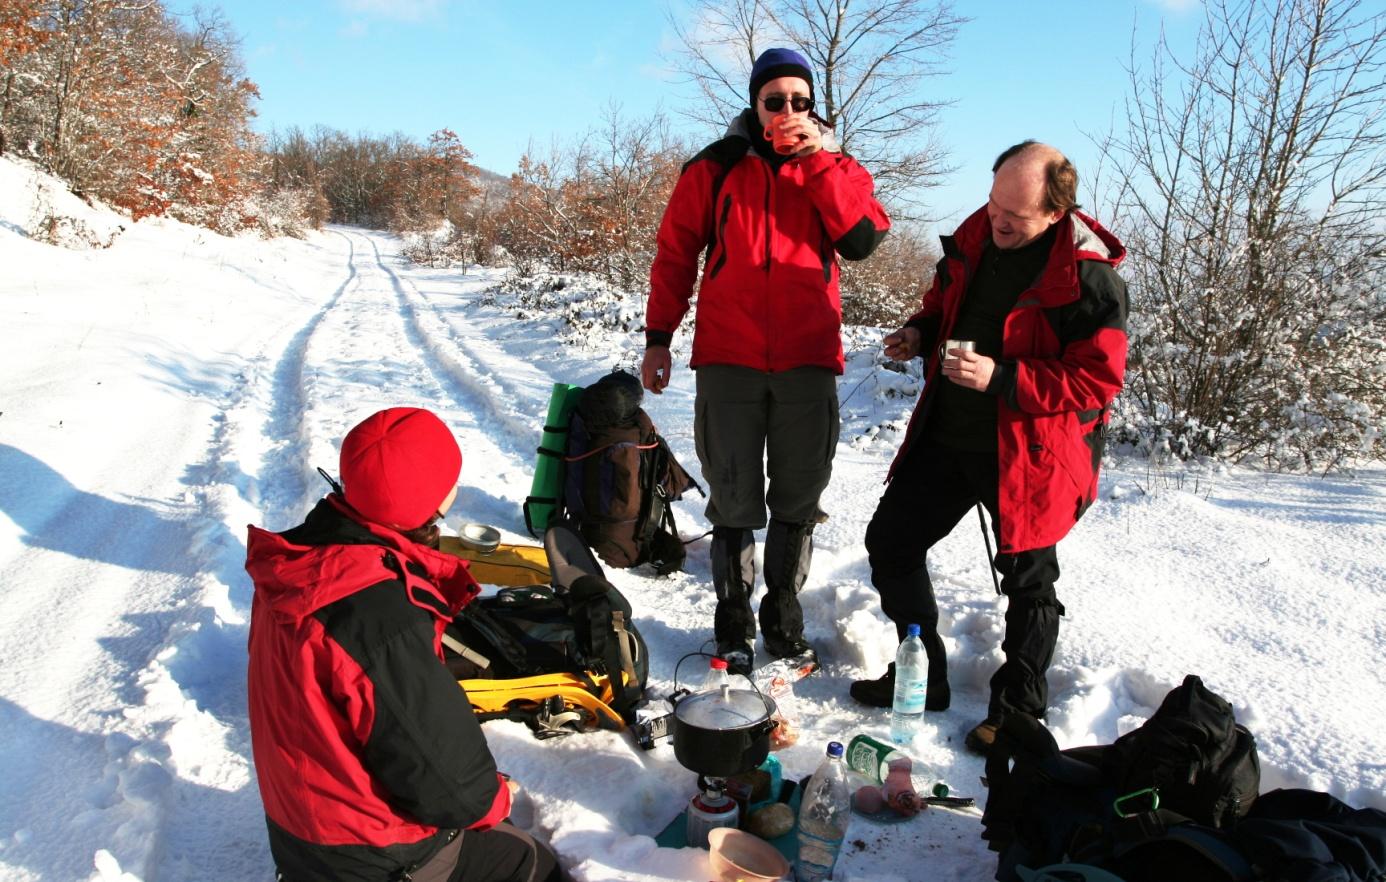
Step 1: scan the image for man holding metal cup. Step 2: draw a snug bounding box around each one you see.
[850,142,1129,756]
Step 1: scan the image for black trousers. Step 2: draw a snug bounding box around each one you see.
[864,439,1064,719]
[411,822,565,882]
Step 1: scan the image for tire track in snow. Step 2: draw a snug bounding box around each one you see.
[288,230,536,532]
[358,232,539,457]
[138,231,362,882]
[254,229,362,528]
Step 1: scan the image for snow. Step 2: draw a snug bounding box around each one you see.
[1,153,1383,881]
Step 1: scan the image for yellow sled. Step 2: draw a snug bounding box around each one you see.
[458,670,631,737]
[439,537,551,587]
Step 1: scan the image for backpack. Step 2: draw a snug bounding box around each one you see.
[1102,675,1261,829]
[560,370,699,574]
[983,676,1263,882]
[443,521,649,739]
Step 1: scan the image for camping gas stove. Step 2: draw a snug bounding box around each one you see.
[685,775,739,848]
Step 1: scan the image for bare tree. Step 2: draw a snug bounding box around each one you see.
[1102,0,1385,470]
[492,108,687,286]
[839,223,938,326]
[669,0,965,217]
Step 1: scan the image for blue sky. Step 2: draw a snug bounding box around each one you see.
[223,0,1203,232]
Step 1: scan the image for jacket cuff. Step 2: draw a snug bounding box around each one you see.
[904,316,932,337]
[468,774,513,831]
[646,330,673,349]
[986,360,1018,405]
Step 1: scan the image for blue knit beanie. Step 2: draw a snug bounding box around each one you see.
[749,48,814,105]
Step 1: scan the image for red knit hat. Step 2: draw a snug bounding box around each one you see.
[339,408,461,530]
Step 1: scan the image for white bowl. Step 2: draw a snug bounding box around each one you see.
[456,523,501,554]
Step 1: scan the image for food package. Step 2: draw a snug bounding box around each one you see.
[754,670,801,750]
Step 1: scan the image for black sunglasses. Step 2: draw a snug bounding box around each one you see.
[760,95,814,113]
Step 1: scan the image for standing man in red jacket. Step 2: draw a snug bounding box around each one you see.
[849,142,1128,755]
[641,48,890,675]
[246,407,565,882]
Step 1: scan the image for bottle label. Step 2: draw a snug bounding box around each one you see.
[796,826,844,879]
[893,678,926,714]
[845,735,891,784]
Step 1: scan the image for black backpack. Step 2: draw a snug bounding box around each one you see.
[560,370,700,574]
[1102,675,1261,829]
[983,676,1263,882]
[443,522,648,737]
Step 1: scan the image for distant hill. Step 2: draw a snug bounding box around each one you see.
[473,165,510,197]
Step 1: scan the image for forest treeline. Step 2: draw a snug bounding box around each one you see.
[2,0,1381,469]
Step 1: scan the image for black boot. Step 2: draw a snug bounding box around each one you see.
[849,657,950,711]
[761,519,814,660]
[711,526,756,674]
[850,663,895,708]
[894,621,951,712]
[873,566,951,710]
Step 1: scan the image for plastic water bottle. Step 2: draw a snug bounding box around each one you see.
[890,624,927,744]
[702,656,732,694]
[795,741,850,882]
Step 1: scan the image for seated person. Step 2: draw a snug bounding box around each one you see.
[245,406,565,882]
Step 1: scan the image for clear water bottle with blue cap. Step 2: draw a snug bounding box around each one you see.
[890,624,927,744]
[795,741,850,882]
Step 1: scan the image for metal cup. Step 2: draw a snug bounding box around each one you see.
[940,339,976,361]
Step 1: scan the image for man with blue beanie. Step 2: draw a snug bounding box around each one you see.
[642,47,891,676]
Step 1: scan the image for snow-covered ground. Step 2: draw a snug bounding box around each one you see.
[1,154,1383,882]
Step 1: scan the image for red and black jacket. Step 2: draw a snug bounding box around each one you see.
[894,207,1129,553]
[245,497,510,882]
[646,109,890,374]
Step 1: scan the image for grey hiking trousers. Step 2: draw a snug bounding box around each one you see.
[694,364,839,529]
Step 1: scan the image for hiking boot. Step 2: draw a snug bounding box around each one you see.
[766,641,819,678]
[926,678,951,712]
[850,664,896,708]
[849,663,951,711]
[965,717,1002,756]
[718,645,754,678]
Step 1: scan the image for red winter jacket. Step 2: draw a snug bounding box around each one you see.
[893,208,1129,553]
[246,497,510,881]
[646,110,890,374]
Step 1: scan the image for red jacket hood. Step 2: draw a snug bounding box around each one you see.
[245,496,479,625]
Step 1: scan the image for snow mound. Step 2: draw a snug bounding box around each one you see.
[0,155,126,249]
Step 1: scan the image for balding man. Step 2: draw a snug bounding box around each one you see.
[850,141,1129,755]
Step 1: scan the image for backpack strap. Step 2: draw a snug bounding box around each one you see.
[523,427,569,536]
[449,602,536,677]
[440,631,492,671]
[1107,809,1257,882]
[566,575,644,722]
[611,610,640,693]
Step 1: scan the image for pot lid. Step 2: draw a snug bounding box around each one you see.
[675,686,770,730]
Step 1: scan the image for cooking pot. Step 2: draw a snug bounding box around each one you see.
[671,683,778,778]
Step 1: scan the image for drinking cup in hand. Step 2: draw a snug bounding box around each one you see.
[764,115,806,155]
[940,339,976,361]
